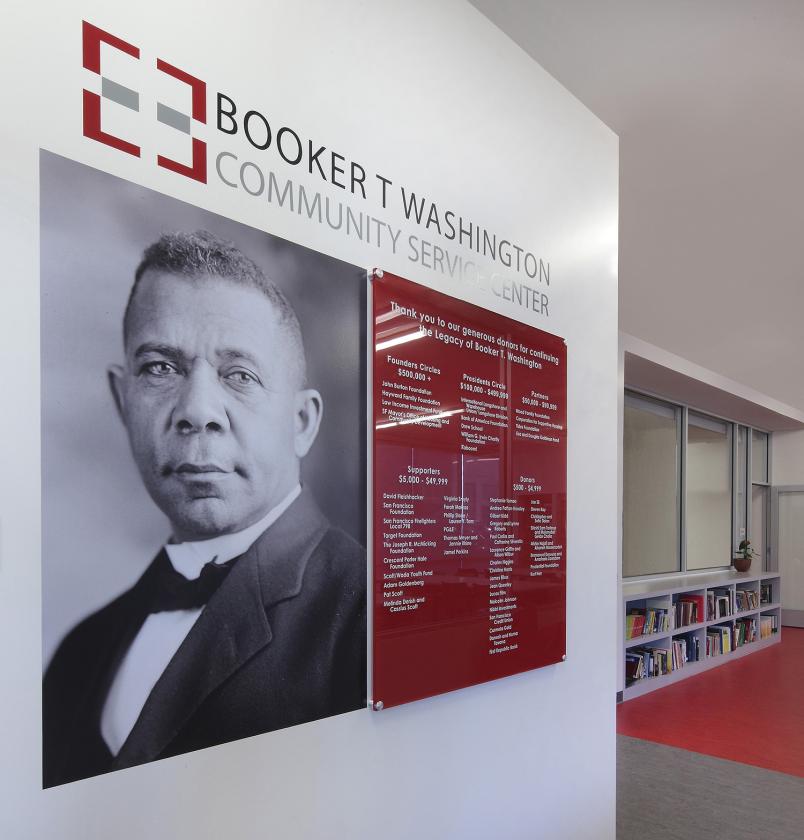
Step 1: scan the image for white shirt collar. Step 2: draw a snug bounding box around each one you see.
[164,484,301,580]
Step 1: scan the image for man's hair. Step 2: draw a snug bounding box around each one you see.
[124,230,307,387]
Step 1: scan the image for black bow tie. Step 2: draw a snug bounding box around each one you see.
[149,552,237,613]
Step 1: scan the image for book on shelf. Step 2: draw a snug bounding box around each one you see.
[625,612,645,639]
[625,652,643,684]
[671,635,700,670]
[626,607,669,639]
[625,645,672,686]
[706,625,733,657]
[760,583,773,605]
[735,617,757,646]
[760,615,779,638]
[736,589,759,612]
[674,594,703,627]
[708,588,735,621]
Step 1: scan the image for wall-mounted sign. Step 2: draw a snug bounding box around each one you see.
[372,271,567,709]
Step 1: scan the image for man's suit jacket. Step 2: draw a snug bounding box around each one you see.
[43,490,366,788]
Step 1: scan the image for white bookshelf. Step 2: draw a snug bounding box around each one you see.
[621,569,781,701]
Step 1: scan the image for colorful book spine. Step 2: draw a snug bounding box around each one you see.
[626,608,669,639]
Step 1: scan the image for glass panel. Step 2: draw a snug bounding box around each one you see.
[687,413,731,570]
[778,491,804,609]
[752,430,769,483]
[751,485,768,572]
[622,394,680,576]
[736,426,748,547]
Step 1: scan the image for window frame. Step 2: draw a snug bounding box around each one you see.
[623,387,771,580]
[748,429,772,571]
[622,391,683,577]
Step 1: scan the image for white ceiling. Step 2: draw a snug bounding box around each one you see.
[470,1,804,413]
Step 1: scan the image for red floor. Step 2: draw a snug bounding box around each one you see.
[617,627,804,778]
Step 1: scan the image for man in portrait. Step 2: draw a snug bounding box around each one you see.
[43,231,366,787]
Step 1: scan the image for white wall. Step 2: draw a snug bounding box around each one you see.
[0,2,619,838]
[471,1,804,418]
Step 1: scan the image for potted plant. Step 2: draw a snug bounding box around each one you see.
[733,539,755,573]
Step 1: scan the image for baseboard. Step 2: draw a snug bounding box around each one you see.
[782,608,804,628]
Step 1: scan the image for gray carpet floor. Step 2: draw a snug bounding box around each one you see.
[617,735,804,840]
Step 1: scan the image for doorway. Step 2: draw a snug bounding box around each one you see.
[772,486,804,627]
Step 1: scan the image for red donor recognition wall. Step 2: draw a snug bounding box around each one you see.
[372,271,567,709]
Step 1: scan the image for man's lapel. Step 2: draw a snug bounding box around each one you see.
[111,489,329,770]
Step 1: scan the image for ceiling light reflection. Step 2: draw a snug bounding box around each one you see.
[375,328,428,352]
[376,408,463,430]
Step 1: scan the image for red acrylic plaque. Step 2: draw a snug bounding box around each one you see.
[372,271,567,709]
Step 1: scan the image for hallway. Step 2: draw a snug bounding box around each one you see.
[618,628,804,838]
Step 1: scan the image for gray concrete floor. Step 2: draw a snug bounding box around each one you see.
[618,735,804,840]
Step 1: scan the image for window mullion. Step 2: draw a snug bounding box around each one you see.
[732,425,739,553]
[680,405,688,573]
[746,428,753,545]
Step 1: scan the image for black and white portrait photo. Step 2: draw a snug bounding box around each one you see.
[40,151,367,787]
